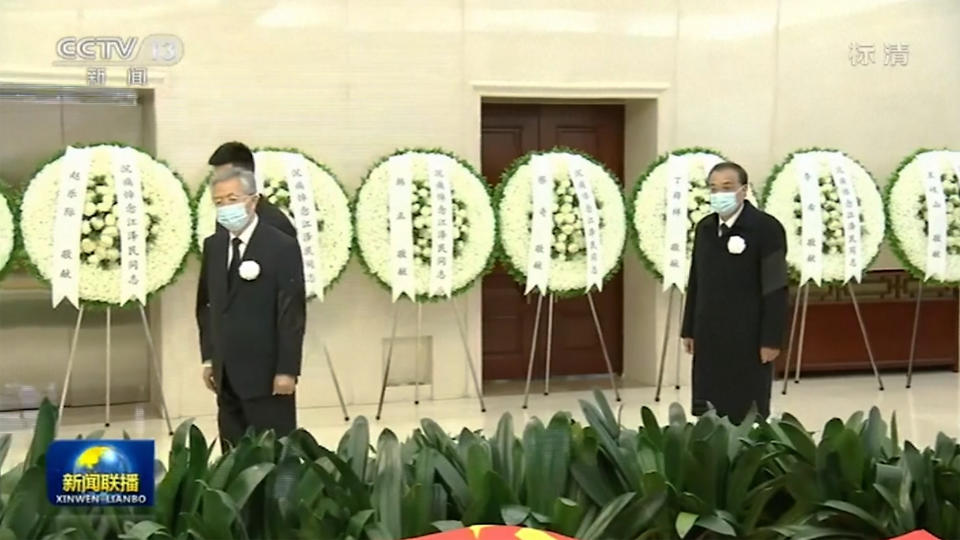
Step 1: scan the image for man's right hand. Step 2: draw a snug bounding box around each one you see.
[682,338,694,355]
[202,365,217,393]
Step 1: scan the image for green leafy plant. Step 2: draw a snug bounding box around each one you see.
[1,394,957,539]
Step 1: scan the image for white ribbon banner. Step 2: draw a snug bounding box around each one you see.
[283,153,324,300]
[51,147,90,308]
[564,155,603,293]
[829,152,863,283]
[427,154,454,297]
[795,153,824,286]
[920,152,949,281]
[388,154,416,301]
[525,154,554,295]
[113,147,148,305]
[663,154,691,292]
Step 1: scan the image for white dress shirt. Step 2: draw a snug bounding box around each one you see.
[204,214,259,368]
[227,214,259,268]
[718,204,744,237]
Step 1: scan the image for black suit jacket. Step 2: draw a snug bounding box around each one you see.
[215,199,298,239]
[196,222,306,400]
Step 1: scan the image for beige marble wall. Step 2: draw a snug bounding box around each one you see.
[1,0,957,416]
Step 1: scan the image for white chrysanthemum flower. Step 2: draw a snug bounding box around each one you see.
[355,149,496,299]
[19,145,192,304]
[196,148,353,301]
[0,184,14,278]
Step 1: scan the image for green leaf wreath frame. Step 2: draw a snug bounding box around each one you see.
[761,146,886,285]
[352,147,497,303]
[0,179,19,283]
[885,147,960,285]
[494,147,626,298]
[18,142,194,309]
[192,146,354,297]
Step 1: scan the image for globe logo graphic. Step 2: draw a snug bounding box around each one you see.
[72,445,133,483]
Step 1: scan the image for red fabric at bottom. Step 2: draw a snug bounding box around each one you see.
[410,525,577,540]
[889,531,941,540]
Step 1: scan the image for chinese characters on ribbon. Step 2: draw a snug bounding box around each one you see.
[283,153,325,300]
[51,147,90,308]
[566,154,605,293]
[920,152,949,281]
[427,155,454,297]
[795,153,825,286]
[828,152,863,283]
[388,154,416,301]
[113,147,148,304]
[525,154,554,295]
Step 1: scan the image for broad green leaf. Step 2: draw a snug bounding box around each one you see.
[118,521,172,539]
[551,498,584,537]
[501,504,530,526]
[346,509,374,539]
[0,467,45,538]
[676,512,698,538]
[201,489,238,538]
[372,430,402,540]
[726,444,767,512]
[226,462,274,508]
[576,492,635,540]
[432,447,470,512]
[580,400,640,491]
[640,407,663,449]
[591,389,620,436]
[668,402,687,427]
[24,400,56,468]
[695,514,737,536]
[0,528,15,540]
[431,521,464,532]
[523,413,572,514]
[491,414,520,494]
[860,407,888,460]
[821,500,888,535]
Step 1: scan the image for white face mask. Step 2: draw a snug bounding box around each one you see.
[216,202,250,232]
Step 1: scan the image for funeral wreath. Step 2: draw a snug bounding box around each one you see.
[497,149,625,296]
[629,148,758,290]
[19,144,192,307]
[195,147,353,300]
[762,148,885,284]
[886,149,960,284]
[354,148,496,301]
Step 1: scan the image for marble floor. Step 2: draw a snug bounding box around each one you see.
[1,371,958,471]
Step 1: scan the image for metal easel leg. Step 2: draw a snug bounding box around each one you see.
[793,285,810,384]
[587,291,621,402]
[57,306,86,430]
[450,298,487,413]
[521,294,544,410]
[781,284,805,396]
[848,283,885,391]
[375,302,402,421]
[105,307,111,427]
[137,304,175,436]
[322,344,350,421]
[414,302,422,406]
[544,295,554,396]
[654,289,676,403]
[674,292,685,390]
[906,280,925,389]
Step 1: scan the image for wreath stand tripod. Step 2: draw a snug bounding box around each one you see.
[780,282,885,395]
[654,286,685,402]
[905,280,959,388]
[56,303,174,435]
[521,291,621,409]
[375,297,486,421]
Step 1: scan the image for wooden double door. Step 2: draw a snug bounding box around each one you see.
[481,103,625,381]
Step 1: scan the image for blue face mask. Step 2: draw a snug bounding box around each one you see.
[216,202,250,233]
[710,190,742,216]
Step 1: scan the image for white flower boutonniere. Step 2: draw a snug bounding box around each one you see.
[239,260,261,281]
[727,235,746,255]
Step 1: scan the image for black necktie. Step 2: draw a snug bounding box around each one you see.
[228,237,242,290]
[720,223,731,237]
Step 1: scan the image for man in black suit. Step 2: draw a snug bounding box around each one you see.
[196,166,306,449]
[207,142,298,239]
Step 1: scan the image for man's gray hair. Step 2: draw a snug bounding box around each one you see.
[212,166,257,195]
